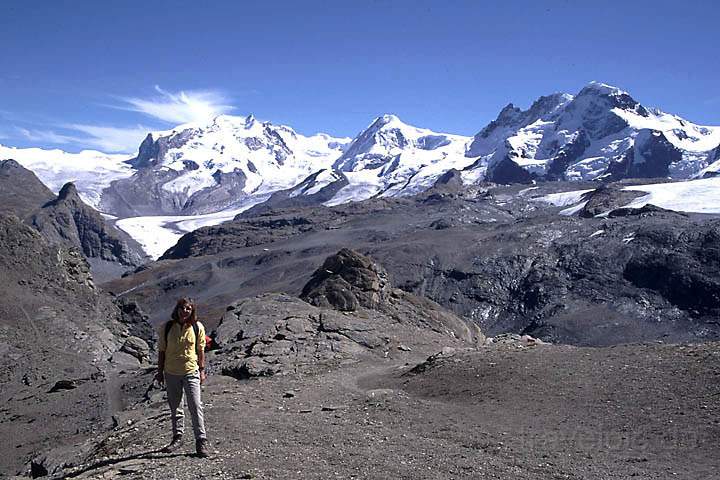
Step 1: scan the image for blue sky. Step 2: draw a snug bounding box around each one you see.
[1,0,718,153]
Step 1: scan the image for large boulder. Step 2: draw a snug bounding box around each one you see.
[300,248,390,311]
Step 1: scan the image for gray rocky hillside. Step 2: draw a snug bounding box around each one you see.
[0,160,147,277]
[0,214,152,476]
[30,182,145,268]
[210,249,484,379]
[0,159,55,218]
[105,181,720,347]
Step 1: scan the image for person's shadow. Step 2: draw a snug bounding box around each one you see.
[55,447,199,479]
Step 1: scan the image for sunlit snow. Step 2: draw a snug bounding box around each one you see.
[115,195,269,259]
[536,189,594,207]
[0,144,133,208]
[620,177,720,214]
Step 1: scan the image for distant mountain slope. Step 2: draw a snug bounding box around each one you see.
[3,82,718,260]
[30,182,146,267]
[0,144,133,209]
[0,160,146,274]
[99,115,351,216]
[462,82,719,183]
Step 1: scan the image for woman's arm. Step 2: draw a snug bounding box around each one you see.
[198,350,206,384]
[155,351,166,384]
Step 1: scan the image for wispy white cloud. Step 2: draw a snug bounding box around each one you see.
[17,127,82,145]
[4,86,235,152]
[18,124,150,153]
[63,124,151,152]
[118,86,234,124]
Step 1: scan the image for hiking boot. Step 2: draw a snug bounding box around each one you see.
[196,438,210,458]
[162,434,183,453]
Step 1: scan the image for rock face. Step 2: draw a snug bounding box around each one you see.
[0,161,145,276]
[622,226,720,316]
[160,212,325,260]
[0,159,55,218]
[606,130,682,179]
[30,182,144,266]
[210,250,483,379]
[301,248,390,311]
[486,153,534,184]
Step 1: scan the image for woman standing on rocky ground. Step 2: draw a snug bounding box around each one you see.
[154,298,210,458]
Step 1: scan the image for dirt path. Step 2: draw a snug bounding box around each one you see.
[49,341,720,480]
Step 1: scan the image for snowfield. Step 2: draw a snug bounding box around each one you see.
[115,195,270,259]
[536,189,595,207]
[0,144,133,208]
[538,177,720,217]
[620,177,720,214]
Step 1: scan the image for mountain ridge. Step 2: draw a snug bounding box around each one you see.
[3,82,719,258]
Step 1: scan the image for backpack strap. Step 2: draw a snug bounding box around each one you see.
[164,321,173,345]
[193,322,200,354]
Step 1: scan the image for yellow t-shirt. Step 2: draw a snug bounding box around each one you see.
[159,321,206,376]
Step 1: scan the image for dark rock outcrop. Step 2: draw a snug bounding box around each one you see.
[607,204,680,217]
[181,168,249,215]
[100,167,186,217]
[126,130,195,169]
[30,182,144,266]
[301,248,389,311]
[0,159,55,218]
[622,226,720,316]
[546,130,590,180]
[160,212,324,260]
[429,168,464,193]
[606,130,682,179]
[579,184,646,217]
[486,155,533,184]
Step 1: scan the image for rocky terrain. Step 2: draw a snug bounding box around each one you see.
[0,160,147,280]
[15,331,720,479]
[4,246,718,479]
[0,214,151,476]
[104,180,720,347]
[2,81,719,479]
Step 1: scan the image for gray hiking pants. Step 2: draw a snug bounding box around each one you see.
[165,371,206,440]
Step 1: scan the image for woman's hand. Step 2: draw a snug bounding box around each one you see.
[154,369,164,385]
[200,370,207,385]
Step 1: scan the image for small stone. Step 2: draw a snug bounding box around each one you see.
[397,345,411,351]
[321,405,345,412]
[283,390,296,398]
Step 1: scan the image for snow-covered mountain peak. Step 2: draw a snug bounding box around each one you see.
[579,81,629,97]
[101,114,352,216]
[466,82,720,183]
[334,114,470,173]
